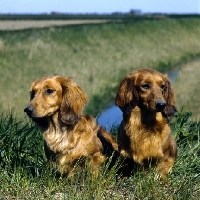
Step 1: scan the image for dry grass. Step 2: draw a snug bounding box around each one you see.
[0,19,111,30]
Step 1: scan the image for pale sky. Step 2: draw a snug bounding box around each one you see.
[0,0,199,14]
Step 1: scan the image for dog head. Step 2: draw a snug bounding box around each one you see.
[24,76,88,125]
[115,69,177,117]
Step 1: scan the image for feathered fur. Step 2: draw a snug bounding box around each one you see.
[24,75,118,176]
[115,69,178,177]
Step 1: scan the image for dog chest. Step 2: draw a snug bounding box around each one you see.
[125,122,170,163]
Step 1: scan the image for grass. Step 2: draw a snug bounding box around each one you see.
[173,59,200,120]
[0,16,200,199]
[1,17,200,116]
[0,111,199,199]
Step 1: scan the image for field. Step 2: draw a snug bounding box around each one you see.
[174,59,200,120]
[0,16,200,199]
[1,17,200,118]
[0,19,111,31]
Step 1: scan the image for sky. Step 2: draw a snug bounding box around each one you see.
[0,0,200,14]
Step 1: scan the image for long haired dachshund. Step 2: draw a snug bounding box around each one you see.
[24,75,118,176]
[115,68,178,177]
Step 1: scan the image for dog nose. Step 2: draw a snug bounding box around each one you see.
[24,105,34,115]
[156,101,166,111]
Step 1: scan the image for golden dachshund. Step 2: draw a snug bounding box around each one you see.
[115,68,178,177]
[24,75,118,176]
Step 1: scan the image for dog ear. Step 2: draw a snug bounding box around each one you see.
[57,77,88,124]
[163,75,177,116]
[115,74,139,115]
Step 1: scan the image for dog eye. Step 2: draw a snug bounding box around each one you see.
[45,89,55,95]
[141,84,150,89]
[30,91,35,100]
[160,84,166,89]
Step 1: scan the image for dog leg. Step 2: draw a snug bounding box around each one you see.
[156,156,175,178]
[90,152,106,177]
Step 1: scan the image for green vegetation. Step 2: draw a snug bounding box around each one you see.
[0,16,200,199]
[1,17,200,117]
[174,59,200,120]
[0,111,199,199]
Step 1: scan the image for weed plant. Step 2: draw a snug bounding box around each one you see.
[0,110,199,199]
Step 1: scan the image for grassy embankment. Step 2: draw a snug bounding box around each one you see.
[0,111,199,199]
[0,17,200,117]
[0,17,200,199]
[173,59,200,120]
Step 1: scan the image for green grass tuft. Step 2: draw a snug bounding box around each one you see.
[0,110,199,199]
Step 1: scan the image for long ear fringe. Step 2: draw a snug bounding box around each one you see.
[163,75,177,117]
[57,77,88,124]
[115,75,138,113]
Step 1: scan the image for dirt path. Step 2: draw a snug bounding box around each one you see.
[0,19,111,30]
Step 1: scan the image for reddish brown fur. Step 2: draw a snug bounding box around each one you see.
[24,76,118,176]
[115,69,178,177]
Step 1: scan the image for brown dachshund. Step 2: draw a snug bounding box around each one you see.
[24,75,118,176]
[115,68,178,178]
